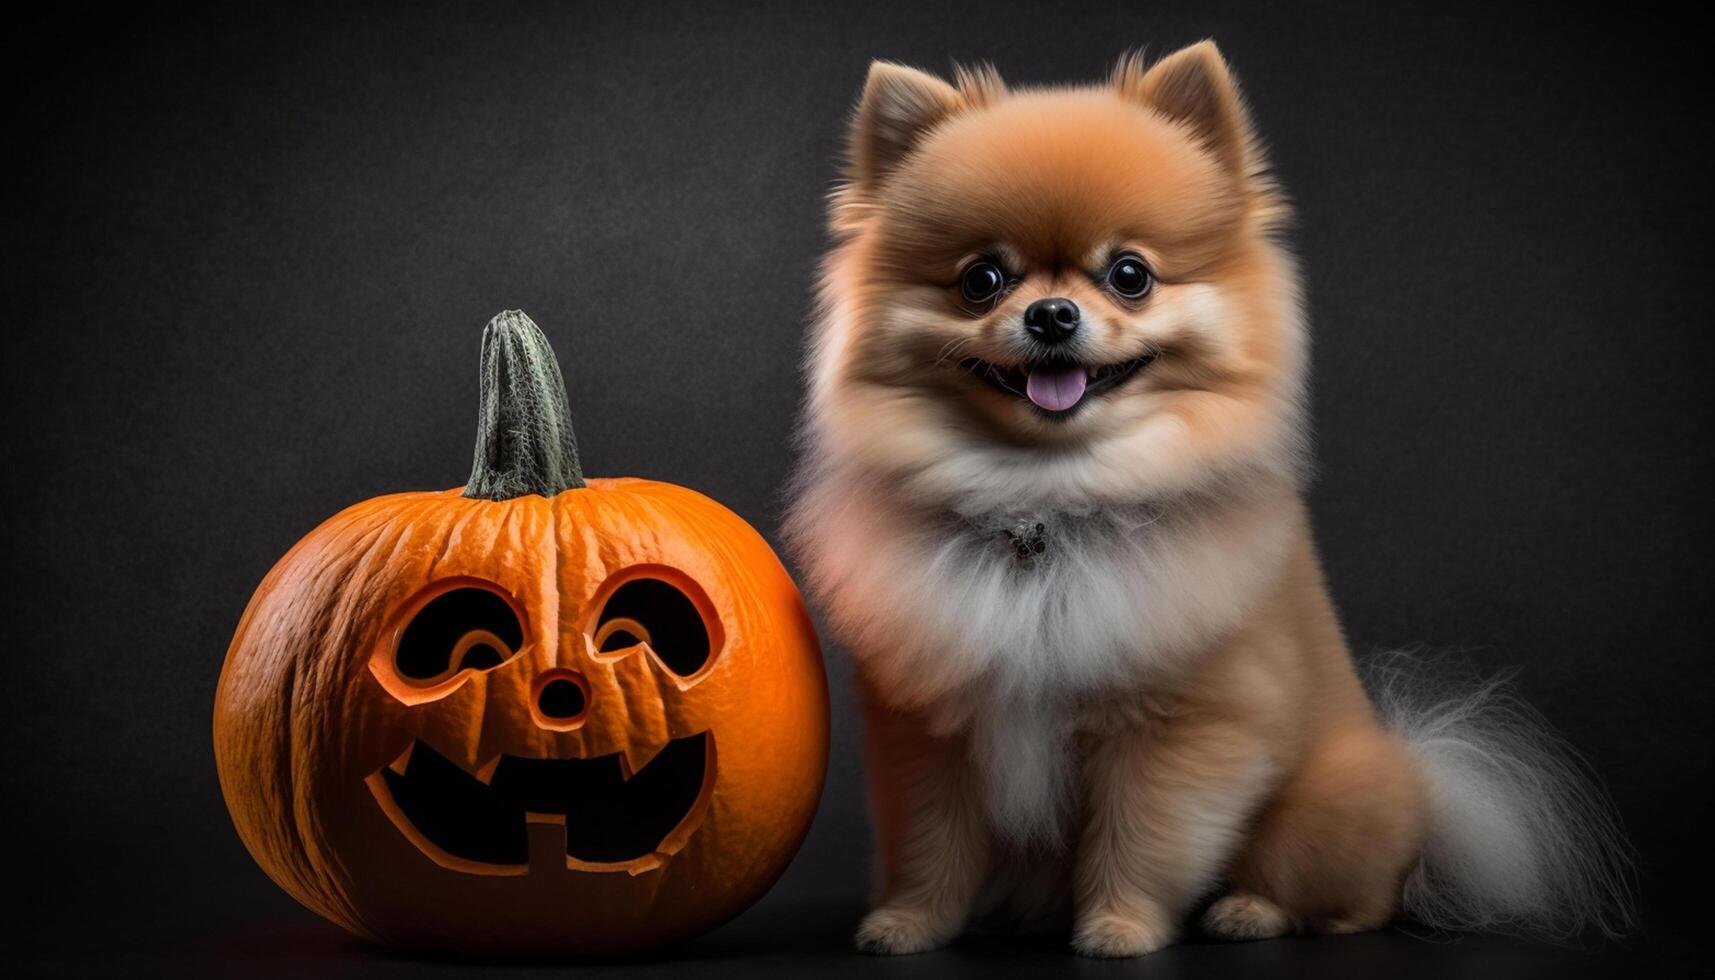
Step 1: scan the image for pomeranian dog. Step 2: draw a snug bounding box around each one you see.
[785,42,1634,956]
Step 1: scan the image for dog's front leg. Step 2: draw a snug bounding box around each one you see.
[1072,709,1274,957]
[853,677,991,954]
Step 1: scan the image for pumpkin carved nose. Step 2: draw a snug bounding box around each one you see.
[532,670,589,727]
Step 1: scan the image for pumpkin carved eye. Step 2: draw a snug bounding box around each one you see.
[594,577,713,677]
[394,585,525,685]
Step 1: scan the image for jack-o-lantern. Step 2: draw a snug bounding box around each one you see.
[214,311,827,955]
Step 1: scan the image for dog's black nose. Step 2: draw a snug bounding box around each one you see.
[1023,298,1080,345]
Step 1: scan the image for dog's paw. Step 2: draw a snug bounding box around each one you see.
[1201,893,1292,942]
[1071,909,1174,958]
[854,907,948,955]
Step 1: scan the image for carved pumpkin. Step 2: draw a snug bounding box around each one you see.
[214,311,827,955]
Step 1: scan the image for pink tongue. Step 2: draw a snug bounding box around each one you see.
[1025,364,1088,412]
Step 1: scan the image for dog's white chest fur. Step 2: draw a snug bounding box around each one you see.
[789,472,1294,841]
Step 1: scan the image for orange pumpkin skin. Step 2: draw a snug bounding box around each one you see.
[213,314,827,956]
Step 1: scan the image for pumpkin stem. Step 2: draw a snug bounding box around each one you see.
[463,310,586,500]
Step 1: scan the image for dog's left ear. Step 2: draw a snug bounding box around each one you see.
[847,61,965,194]
[1116,41,1258,177]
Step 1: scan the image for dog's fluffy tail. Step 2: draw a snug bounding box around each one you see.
[1363,651,1637,940]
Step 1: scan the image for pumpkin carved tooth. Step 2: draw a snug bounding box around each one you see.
[618,737,671,781]
[213,310,828,955]
[472,754,503,785]
[386,742,416,777]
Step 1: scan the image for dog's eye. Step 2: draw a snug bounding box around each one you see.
[959,261,1007,305]
[1106,253,1153,299]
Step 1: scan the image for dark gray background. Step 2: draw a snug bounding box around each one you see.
[5,2,1708,976]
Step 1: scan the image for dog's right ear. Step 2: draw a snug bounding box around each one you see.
[1115,42,1258,179]
[847,61,963,194]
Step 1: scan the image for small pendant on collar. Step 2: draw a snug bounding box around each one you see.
[1005,519,1048,565]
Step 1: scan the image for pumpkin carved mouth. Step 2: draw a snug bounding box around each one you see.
[367,732,714,876]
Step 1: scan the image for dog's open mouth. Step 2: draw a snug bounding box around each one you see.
[366,732,713,876]
[959,354,1155,416]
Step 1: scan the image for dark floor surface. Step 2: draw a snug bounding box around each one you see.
[12,892,1693,979]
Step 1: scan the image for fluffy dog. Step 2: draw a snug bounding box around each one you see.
[785,42,1633,956]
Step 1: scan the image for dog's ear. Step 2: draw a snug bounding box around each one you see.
[847,61,964,193]
[1116,41,1258,176]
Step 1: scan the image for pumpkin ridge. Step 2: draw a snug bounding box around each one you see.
[285,513,394,932]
